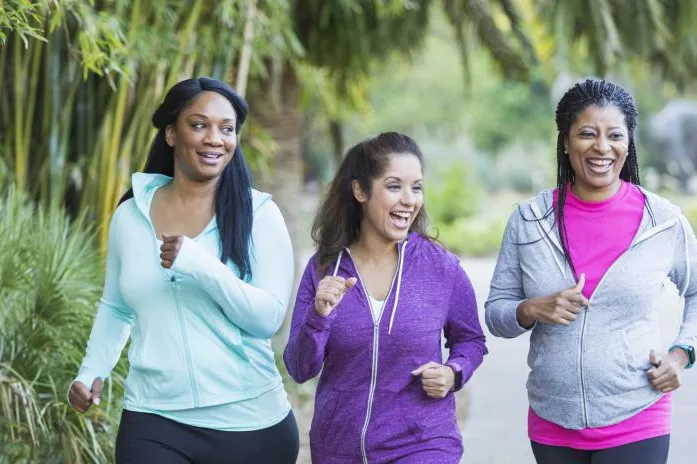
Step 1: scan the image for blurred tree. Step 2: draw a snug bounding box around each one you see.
[532,0,697,89]
[251,0,535,244]
[0,0,298,251]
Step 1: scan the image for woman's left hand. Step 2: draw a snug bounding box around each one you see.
[647,349,684,393]
[160,234,184,268]
[411,361,455,399]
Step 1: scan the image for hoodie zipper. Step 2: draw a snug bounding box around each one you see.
[170,275,200,407]
[346,245,403,464]
[578,219,677,427]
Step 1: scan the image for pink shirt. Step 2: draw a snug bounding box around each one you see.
[529,181,672,450]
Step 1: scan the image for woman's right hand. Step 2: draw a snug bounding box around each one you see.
[314,276,358,317]
[68,378,103,413]
[517,274,588,327]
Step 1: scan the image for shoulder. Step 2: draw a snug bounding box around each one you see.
[407,233,461,274]
[251,189,285,225]
[638,186,682,220]
[109,198,138,232]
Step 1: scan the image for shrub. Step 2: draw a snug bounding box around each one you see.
[0,186,124,463]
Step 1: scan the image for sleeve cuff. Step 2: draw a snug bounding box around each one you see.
[446,358,470,392]
[171,236,208,277]
[303,302,337,331]
[68,372,99,404]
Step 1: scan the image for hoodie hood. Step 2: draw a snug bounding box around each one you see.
[130,172,272,239]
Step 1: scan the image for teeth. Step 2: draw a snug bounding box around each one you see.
[588,159,612,166]
[392,212,411,218]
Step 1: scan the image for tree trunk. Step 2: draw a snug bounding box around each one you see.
[250,61,302,247]
[248,61,304,343]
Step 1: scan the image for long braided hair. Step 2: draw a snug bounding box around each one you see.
[555,78,641,275]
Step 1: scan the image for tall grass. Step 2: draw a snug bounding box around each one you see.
[0,186,126,463]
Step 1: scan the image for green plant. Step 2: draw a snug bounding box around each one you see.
[0,186,125,463]
[426,163,483,226]
[436,215,508,257]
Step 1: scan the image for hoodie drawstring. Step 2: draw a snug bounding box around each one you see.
[333,250,343,277]
[388,241,407,335]
[335,241,407,335]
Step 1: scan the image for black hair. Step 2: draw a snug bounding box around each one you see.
[119,77,254,279]
[554,78,641,275]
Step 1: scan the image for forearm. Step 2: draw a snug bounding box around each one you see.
[516,299,537,329]
[75,301,133,385]
[173,237,291,338]
[283,305,334,383]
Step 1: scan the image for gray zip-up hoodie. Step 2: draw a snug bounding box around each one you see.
[485,187,697,430]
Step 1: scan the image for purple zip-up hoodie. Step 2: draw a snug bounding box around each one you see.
[284,233,487,463]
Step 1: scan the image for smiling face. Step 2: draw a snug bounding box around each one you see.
[353,152,424,244]
[565,104,629,199]
[165,91,238,182]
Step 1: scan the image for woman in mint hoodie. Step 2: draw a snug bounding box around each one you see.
[284,132,488,463]
[486,79,697,464]
[68,78,299,463]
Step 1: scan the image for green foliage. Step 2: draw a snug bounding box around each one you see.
[427,163,482,225]
[425,163,507,257]
[0,186,124,462]
[436,215,508,257]
[684,200,697,234]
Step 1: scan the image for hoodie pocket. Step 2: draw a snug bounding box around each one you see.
[623,322,660,372]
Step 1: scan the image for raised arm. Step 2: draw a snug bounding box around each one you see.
[283,258,336,383]
[171,200,294,339]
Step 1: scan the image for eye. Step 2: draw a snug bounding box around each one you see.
[579,130,595,137]
[388,184,401,191]
[191,122,205,130]
[609,132,625,140]
[413,185,423,192]
[222,126,235,134]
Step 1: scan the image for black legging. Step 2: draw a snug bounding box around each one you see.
[531,435,670,464]
[115,409,299,464]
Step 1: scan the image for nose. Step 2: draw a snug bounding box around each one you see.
[400,188,416,206]
[205,128,224,146]
[595,135,611,153]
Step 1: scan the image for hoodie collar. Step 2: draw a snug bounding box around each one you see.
[334,234,420,334]
[526,185,680,253]
[130,172,218,237]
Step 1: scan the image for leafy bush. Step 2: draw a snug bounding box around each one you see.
[426,163,482,225]
[435,215,507,257]
[0,187,124,463]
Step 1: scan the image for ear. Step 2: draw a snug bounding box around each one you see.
[165,125,176,148]
[563,136,569,154]
[352,179,368,203]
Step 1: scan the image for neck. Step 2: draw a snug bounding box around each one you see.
[570,179,622,202]
[167,173,218,214]
[351,227,400,266]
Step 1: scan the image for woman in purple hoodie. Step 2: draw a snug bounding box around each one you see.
[284,132,487,463]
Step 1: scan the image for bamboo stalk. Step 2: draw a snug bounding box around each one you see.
[236,0,258,98]
[13,37,26,192]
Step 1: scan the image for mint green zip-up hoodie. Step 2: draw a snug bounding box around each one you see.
[72,173,294,410]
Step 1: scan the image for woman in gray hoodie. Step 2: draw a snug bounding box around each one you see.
[486,79,696,464]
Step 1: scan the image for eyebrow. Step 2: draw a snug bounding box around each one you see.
[188,113,236,123]
[384,176,423,183]
[577,124,625,131]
